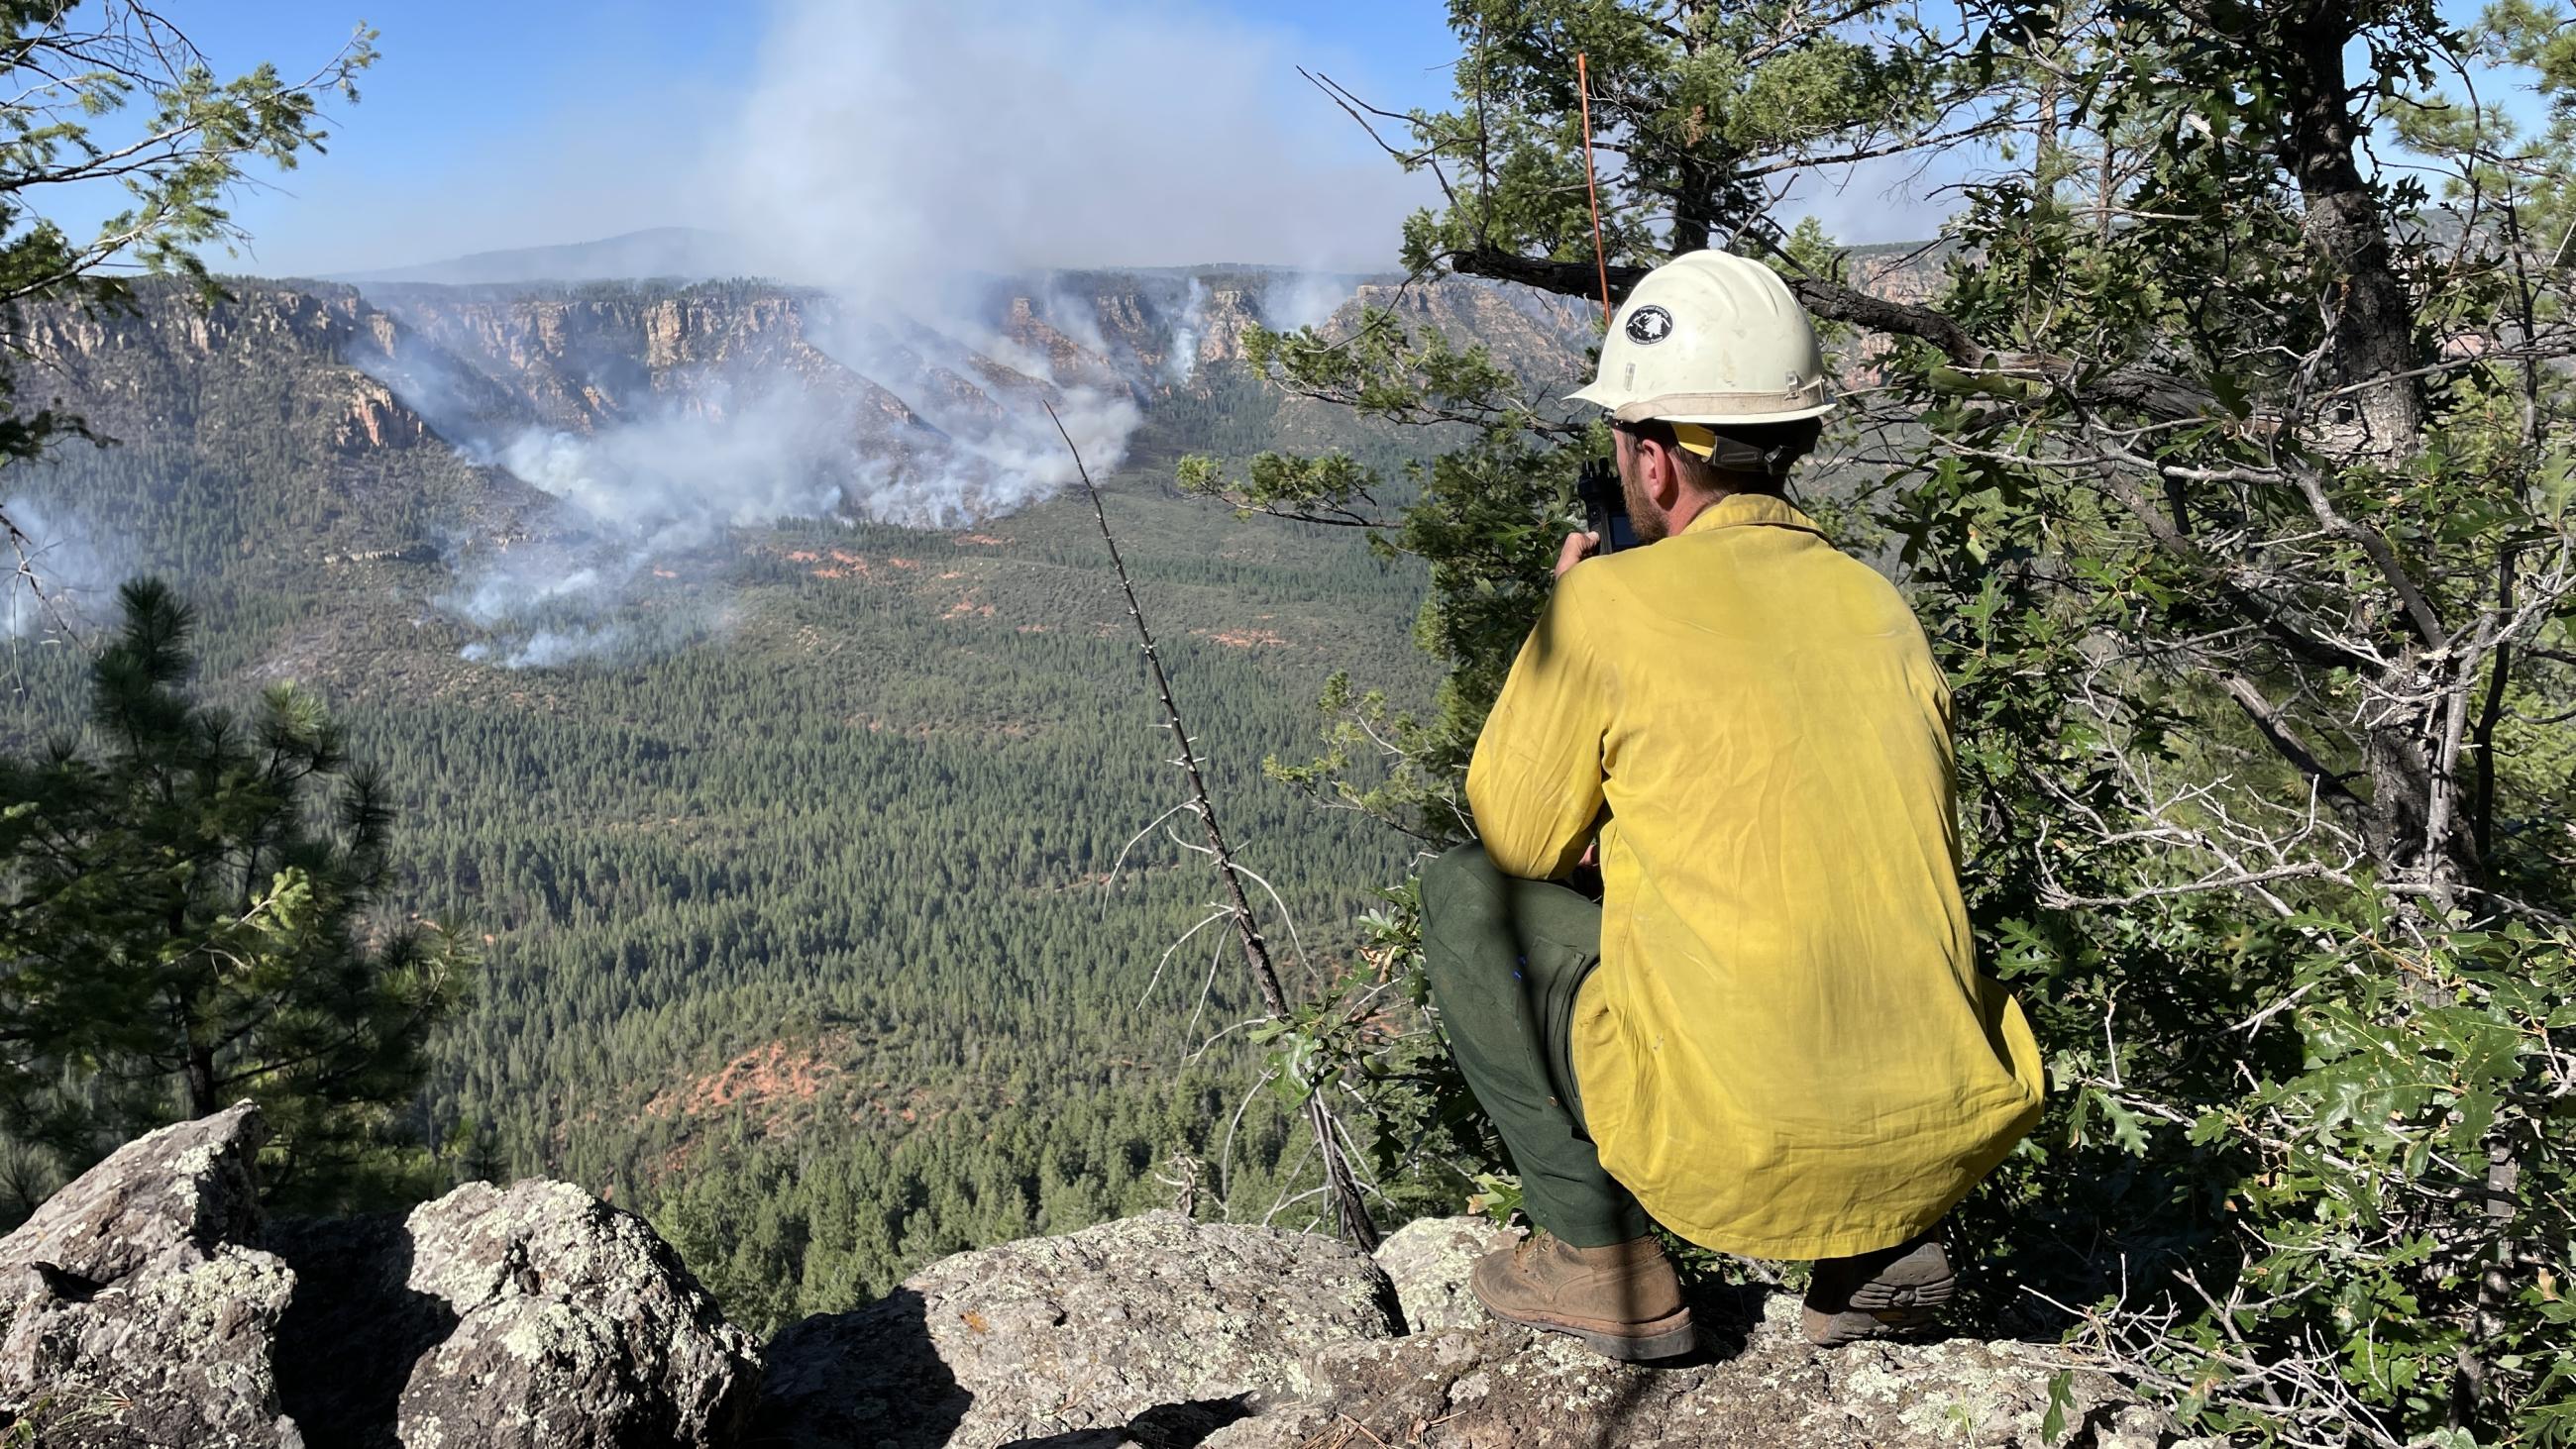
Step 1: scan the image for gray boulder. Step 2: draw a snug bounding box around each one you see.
[0,1100,757,1449]
[754,1208,2205,1447]
[1371,1214,1519,1333]
[0,1101,298,1448]
[270,1179,762,1449]
[757,1209,1405,1448]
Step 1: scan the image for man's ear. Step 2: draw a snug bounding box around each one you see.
[1641,440,1686,514]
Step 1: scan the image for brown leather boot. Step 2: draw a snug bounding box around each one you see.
[1470,1231,1697,1361]
[1802,1227,1955,1346]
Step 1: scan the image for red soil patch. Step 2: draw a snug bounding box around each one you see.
[766,545,897,583]
[804,548,886,581]
[644,1037,845,1128]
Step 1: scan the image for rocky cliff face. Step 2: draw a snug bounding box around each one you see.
[362,284,961,438]
[0,1103,2194,1449]
[9,281,455,461]
[352,265,1613,469]
[1,264,1620,560]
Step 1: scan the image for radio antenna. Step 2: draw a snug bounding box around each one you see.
[1576,52,1612,330]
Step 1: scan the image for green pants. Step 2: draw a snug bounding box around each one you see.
[1420,843,1653,1247]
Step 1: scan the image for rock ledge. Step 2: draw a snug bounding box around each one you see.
[0,1106,2193,1449]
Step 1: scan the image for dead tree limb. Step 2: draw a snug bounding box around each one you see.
[1044,401,1381,1252]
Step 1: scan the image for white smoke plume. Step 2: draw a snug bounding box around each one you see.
[243,0,1429,284]
[1,500,132,639]
[1166,279,1209,383]
[362,0,1427,669]
[714,0,1422,290]
[1258,271,1362,334]
[376,295,1146,669]
[462,625,627,671]
[495,402,844,534]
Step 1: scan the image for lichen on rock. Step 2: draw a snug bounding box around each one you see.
[756,1209,1405,1448]
[0,1101,296,1449]
[0,1101,760,1449]
[1202,1261,2210,1449]
[1372,1213,1522,1334]
[273,1178,761,1449]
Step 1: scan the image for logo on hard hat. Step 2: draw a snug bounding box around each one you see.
[1625,305,1674,346]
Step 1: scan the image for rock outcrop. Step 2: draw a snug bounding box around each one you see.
[0,1103,759,1448]
[1372,1213,1521,1334]
[1208,1249,2185,1448]
[270,1180,761,1448]
[0,1108,2187,1448]
[759,1212,2194,1449]
[0,1102,295,1448]
[758,1210,1406,1449]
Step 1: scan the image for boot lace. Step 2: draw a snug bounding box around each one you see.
[1513,1228,1556,1269]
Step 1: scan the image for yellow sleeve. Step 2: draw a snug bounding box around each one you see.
[1465,570,1611,880]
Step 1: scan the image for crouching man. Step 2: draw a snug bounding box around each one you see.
[1424,250,2045,1361]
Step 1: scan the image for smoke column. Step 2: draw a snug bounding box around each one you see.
[1,501,131,639]
[373,0,1416,668]
[716,0,1417,288]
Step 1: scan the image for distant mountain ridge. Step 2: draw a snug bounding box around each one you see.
[322,228,1404,292]
[319,265,1600,527]
[8,244,1941,584]
[326,227,762,286]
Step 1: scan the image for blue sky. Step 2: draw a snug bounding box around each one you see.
[175,0,1466,277]
[65,1,2567,279]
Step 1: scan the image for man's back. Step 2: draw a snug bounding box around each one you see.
[1465,492,2044,1258]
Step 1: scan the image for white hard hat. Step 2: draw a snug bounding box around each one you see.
[1566,250,1835,425]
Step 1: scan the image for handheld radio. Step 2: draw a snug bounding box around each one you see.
[1576,458,1639,555]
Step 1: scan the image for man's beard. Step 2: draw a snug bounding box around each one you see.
[1620,462,1669,543]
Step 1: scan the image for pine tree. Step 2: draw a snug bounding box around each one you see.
[0,579,471,1214]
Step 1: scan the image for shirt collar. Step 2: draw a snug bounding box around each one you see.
[1676,492,1824,539]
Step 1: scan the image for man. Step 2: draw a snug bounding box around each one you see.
[1421,250,2045,1361]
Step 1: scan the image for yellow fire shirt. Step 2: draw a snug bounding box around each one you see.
[1465,492,2045,1259]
